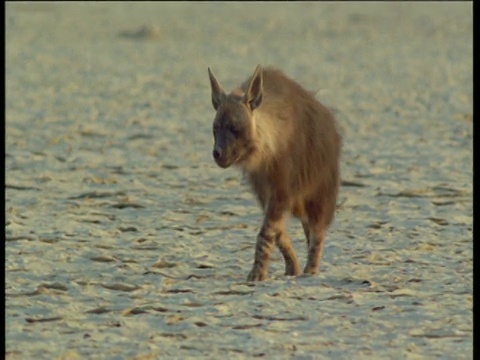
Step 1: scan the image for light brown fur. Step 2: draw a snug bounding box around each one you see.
[208,65,341,281]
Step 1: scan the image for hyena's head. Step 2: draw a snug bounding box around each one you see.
[208,65,263,169]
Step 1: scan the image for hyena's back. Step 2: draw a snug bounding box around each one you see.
[241,68,341,227]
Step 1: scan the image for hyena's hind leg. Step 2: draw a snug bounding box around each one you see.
[275,223,301,276]
[301,214,327,275]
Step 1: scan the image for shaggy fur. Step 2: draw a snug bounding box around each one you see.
[208,65,342,281]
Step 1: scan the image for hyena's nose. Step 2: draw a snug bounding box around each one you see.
[213,148,222,160]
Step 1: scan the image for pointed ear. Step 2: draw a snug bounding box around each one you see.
[208,67,227,111]
[243,65,263,111]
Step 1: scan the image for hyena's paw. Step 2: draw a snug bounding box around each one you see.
[302,265,319,275]
[285,262,301,277]
[247,267,267,282]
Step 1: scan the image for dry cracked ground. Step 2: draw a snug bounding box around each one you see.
[6,2,472,359]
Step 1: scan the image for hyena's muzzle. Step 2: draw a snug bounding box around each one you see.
[212,139,236,168]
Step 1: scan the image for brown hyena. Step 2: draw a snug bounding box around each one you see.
[208,65,341,281]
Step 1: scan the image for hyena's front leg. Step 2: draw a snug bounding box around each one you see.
[247,225,277,281]
[302,220,326,275]
[275,223,301,276]
[247,196,288,281]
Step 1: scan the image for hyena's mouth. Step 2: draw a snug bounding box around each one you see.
[214,155,236,168]
[215,158,232,168]
[214,152,241,169]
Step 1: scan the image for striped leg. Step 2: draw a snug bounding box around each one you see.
[275,224,301,276]
[247,193,289,281]
[247,226,276,281]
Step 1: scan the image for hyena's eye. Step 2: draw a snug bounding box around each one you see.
[228,126,240,138]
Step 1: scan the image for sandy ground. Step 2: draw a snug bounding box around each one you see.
[5,2,473,359]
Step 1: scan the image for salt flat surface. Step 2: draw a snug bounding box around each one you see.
[6,2,472,359]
